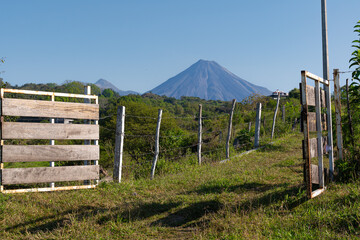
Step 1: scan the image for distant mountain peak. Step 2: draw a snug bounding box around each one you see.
[149,60,271,101]
[95,79,120,92]
[95,78,139,96]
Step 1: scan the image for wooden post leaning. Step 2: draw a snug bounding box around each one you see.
[254,103,262,148]
[151,109,162,180]
[114,106,125,183]
[271,92,280,139]
[197,104,202,165]
[226,99,236,159]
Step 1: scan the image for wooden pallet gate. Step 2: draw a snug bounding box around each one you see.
[300,71,334,199]
[0,88,100,193]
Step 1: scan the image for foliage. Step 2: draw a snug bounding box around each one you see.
[336,148,360,182]
[340,20,360,181]
[0,78,300,179]
[288,88,300,99]
[350,20,360,81]
[234,129,253,150]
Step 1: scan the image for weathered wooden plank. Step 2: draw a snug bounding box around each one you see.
[306,86,326,107]
[308,112,327,132]
[2,165,99,185]
[307,85,316,106]
[2,145,99,162]
[312,188,325,198]
[1,185,96,194]
[309,138,317,159]
[311,164,319,184]
[305,71,329,84]
[308,137,328,158]
[308,112,317,132]
[2,98,99,120]
[311,164,329,185]
[3,88,98,100]
[2,122,99,140]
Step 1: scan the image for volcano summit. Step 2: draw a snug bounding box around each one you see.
[149,60,271,101]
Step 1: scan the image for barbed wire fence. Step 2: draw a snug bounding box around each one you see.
[107,98,301,182]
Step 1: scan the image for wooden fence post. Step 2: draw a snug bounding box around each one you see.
[50,94,55,188]
[271,92,280,139]
[94,97,99,185]
[254,103,262,148]
[248,122,251,132]
[114,106,125,183]
[84,86,91,185]
[263,116,266,136]
[346,79,355,147]
[292,118,297,131]
[333,69,343,161]
[226,99,236,159]
[0,88,3,192]
[197,104,202,165]
[315,79,324,188]
[325,80,334,181]
[151,109,162,180]
[282,105,285,123]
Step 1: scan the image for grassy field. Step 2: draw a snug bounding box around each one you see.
[0,133,359,239]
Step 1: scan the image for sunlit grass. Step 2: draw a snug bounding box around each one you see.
[0,133,359,239]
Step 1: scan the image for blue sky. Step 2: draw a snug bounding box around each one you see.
[1,0,359,93]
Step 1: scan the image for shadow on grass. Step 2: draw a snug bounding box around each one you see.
[150,200,222,227]
[4,198,223,232]
[4,184,308,234]
[236,184,307,212]
[5,201,181,234]
[97,201,181,224]
[5,205,101,234]
[190,181,289,195]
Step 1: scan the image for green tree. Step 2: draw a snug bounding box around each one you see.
[350,21,360,81]
[102,88,115,98]
[288,88,300,99]
[337,20,360,181]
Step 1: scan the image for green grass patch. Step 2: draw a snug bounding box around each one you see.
[0,133,359,239]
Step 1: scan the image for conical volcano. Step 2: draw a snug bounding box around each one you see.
[149,60,271,101]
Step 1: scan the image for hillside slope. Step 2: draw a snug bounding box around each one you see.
[1,133,359,239]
